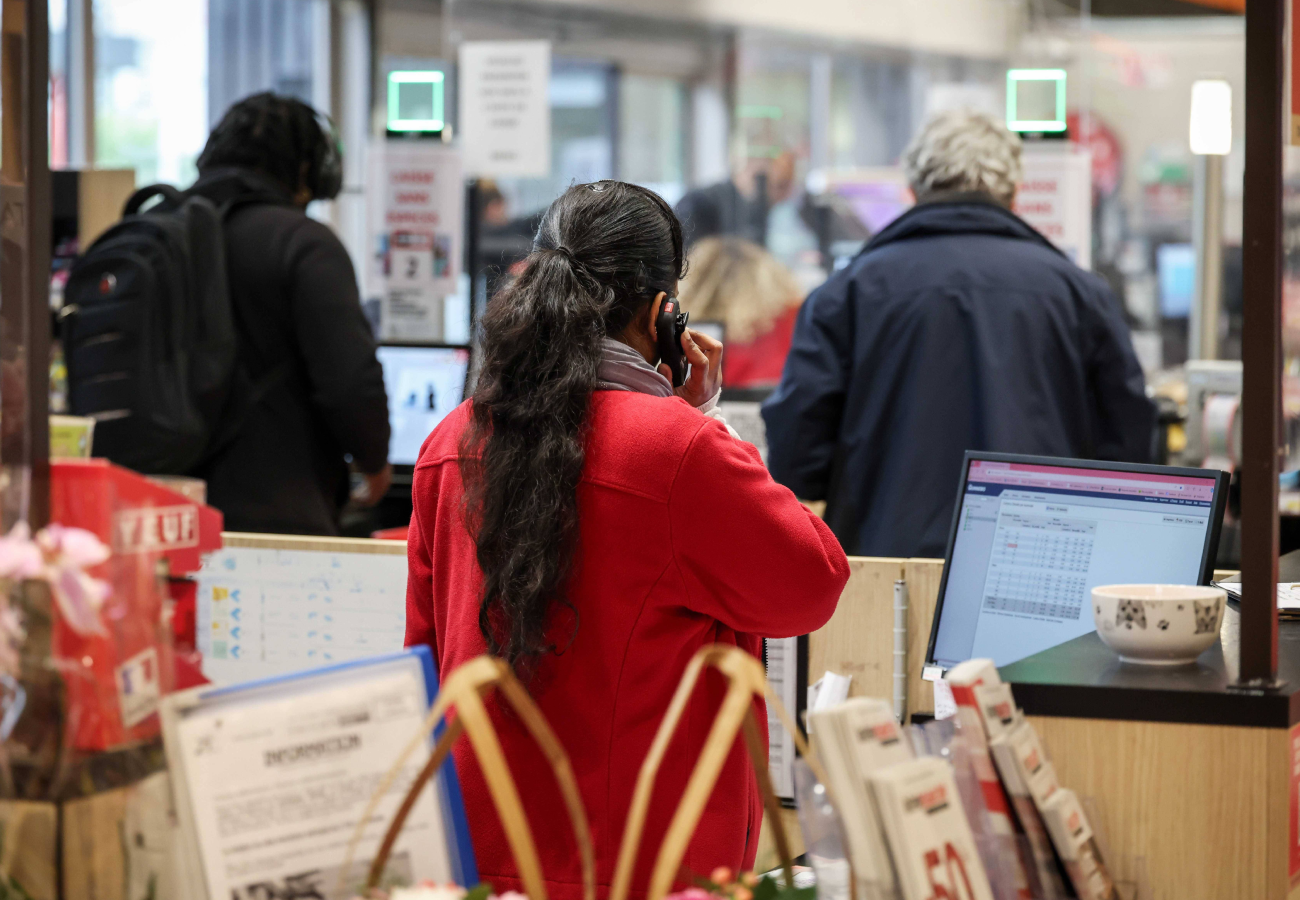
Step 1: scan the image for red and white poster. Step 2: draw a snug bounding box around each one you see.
[367,140,464,341]
[1015,149,1093,271]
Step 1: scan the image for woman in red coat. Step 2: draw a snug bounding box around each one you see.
[406,181,849,899]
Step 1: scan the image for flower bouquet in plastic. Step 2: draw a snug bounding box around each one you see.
[666,866,816,900]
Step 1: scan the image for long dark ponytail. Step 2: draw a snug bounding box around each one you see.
[461,182,684,669]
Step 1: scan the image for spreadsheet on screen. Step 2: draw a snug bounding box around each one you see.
[930,459,1218,669]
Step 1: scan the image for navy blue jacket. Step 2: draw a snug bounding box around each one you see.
[761,197,1156,559]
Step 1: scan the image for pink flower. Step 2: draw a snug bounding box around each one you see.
[0,524,43,581]
[49,565,109,637]
[666,889,720,900]
[37,524,110,568]
[26,524,113,636]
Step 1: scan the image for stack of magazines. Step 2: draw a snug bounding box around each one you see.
[809,660,1119,900]
[808,698,914,900]
[952,662,1118,900]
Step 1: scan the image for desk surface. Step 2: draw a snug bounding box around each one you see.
[998,606,1300,727]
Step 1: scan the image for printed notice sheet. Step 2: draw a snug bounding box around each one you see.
[163,654,461,900]
[196,546,408,685]
[764,636,799,800]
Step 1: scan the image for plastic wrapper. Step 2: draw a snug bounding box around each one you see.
[793,757,851,900]
[910,718,1025,900]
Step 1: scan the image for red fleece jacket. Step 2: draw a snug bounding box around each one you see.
[406,390,849,899]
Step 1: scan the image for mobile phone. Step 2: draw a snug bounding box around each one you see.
[655,296,690,387]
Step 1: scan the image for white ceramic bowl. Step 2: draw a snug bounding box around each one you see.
[1091,584,1226,665]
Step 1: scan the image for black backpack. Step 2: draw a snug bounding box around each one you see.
[62,184,266,475]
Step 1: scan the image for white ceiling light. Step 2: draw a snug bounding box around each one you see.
[1189,79,1232,156]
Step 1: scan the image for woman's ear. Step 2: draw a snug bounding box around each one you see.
[646,291,667,344]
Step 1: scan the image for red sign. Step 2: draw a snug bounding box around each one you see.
[51,459,223,751]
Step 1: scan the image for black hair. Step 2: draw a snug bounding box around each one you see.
[461,181,684,670]
[197,92,343,200]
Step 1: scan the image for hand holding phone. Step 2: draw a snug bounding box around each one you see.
[653,292,723,407]
[655,295,690,387]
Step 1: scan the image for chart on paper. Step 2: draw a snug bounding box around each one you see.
[981,513,1096,621]
[196,546,408,685]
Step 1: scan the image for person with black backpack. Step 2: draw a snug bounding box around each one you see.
[64,93,391,535]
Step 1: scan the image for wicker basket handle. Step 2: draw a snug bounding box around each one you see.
[609,645,809,900]
[342,656,595,900]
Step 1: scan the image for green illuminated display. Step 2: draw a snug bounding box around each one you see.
[388,70,445,133]
[1006,69,1067,134]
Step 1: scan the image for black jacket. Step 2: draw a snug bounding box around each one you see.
[761,197,1156,559]
[188,169,390,535]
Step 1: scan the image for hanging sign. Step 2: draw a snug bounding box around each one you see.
[366,140,464,342]
[1014,149,1093,270]
[458,40,551,178]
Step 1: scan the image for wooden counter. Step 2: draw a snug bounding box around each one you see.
[797,560,1297,898]
[1000,607,1300,900]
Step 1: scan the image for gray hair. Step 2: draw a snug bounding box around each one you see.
[902,110,1023,207]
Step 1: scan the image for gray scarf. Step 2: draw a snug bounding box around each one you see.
[595,338,674,398]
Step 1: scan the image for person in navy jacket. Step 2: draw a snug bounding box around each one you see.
[762,110,1156,560]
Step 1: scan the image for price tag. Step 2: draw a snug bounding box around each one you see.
[116,646,161,729]
[933,678,957,720]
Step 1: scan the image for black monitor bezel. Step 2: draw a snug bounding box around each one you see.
[377,341,473,475]
[923,450,1231,671]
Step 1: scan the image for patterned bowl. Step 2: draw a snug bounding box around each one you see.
[1091,584,1226,665]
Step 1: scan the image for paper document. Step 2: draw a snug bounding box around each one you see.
[764,637,799,800]
[196,547,408,685]
[1214,581,1300,610]
[163,652,469,900]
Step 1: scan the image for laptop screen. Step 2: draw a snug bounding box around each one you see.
[378,345,470,467]
[928,456,1223,669]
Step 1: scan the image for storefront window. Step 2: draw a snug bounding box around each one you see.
[93,0,208,184]
[91,0,325,187]
[619,74,686,203]
[495,60,617,220]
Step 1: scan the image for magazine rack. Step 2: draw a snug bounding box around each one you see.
[347,655,595,900]
[609,644,832,900]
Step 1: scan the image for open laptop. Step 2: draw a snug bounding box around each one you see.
[924,452,1229,672]
[377,344,471,470]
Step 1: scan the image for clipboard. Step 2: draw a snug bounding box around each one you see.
[162,646,476,899]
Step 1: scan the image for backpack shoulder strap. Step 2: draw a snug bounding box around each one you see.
[196,361,294,471]
[216,190,295,219]
[123,183,188,217]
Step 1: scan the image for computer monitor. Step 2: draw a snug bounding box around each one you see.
[925,452,1228,671]
[377,344,471,467]
[1157,243,1195,318]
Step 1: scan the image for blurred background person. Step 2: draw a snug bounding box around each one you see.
[675,144,798,249]
[677,236,804,389]
[188,93,391,535]
[762,110,1156,559]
